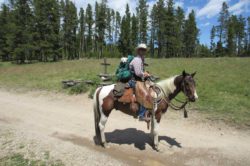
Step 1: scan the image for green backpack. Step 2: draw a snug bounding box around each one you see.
[116,55,134,82]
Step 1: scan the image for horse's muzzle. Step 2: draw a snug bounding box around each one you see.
[189,97,196,102]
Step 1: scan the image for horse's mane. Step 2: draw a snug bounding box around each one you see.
[156,75,178,96]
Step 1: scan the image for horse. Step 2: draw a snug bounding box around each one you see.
[93,70,198,150]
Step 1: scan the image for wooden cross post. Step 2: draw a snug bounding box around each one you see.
[99,58,113,86]
[101,58,110,75]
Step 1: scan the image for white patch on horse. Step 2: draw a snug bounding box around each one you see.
[97,84,115,143]
[98,84,115,129]
[157,75,178,96]
[93,87,101,112]
[194,90,198,99]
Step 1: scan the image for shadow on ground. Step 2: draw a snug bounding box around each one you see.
[104,128,182,150]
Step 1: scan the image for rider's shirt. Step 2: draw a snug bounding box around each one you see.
[129,55,144,79]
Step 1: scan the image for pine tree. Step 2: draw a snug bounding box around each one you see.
[155,0,165,58]
[164,0,176,57]
[215,2,229,56]
[118,4,132,56]
[217,2,229,44]
[105,8,113,54]
[10,0,34,63]
[0,4,10,61]
[183,10,199,57]
[96,0,107,58]
[34,0,61,62]
[175,6,185,57]
[131,14,138,48]
[227,16,236,56]
[243,18,249,55]
[114,11,121,44]
[118,17,126,55]
[247,17,250,53]
[111,9,115,44]
[78,8,85,58]
[109,9,116,55]
[85,4,93,53]
[0,0,231,60]
[61,0,78,60]
[137,0,148,43]
[149,4,157,58]
[210,26,216,56]
[4,2,17,61]
[236,15,245,56]
[197,44,211,57]
[106,8,112,45]
[94,2,99,53]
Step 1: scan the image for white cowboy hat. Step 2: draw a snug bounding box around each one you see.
[136,43,147,51]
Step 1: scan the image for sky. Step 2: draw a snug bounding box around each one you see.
[0,0,249,45]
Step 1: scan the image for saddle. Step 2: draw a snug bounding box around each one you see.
[135,81,156,109]
[118,88,135,103]
[115,81,157,110]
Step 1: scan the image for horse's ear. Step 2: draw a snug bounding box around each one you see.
[191,71,196,77]
[182,70,187,77]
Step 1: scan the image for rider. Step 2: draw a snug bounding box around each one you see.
[129,43,150,121]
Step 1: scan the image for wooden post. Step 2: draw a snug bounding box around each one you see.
[101,58,111,75]
[99,58,113,86]
[104,58,107,74]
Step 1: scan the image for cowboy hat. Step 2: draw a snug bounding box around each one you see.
[136,43,147,51]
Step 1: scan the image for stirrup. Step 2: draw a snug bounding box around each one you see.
[139,116,150,123]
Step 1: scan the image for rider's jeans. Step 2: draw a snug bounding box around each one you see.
[128,80,136,88]
[138,105,147,118]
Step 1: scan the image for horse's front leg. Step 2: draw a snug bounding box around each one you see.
[151,99,161,151]
[151,114,160,150]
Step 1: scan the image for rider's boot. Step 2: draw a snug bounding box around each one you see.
[139,111,150,122]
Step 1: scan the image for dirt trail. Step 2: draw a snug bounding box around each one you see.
[0,90,250,166]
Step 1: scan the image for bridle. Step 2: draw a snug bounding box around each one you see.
[171,77,192,118]
[152,78,190,118]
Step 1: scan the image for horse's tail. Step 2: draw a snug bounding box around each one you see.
[93,87,102,144]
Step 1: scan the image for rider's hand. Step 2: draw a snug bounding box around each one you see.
[144,72,150,78]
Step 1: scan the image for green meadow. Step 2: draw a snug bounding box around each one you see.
[0,58,249,126]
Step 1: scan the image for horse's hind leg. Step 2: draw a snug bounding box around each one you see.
[94,85,114,148]
[99,96,114,148]
[99,112,109,147]
[93,88,102,145]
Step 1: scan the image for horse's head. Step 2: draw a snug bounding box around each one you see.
[181,70,198,102]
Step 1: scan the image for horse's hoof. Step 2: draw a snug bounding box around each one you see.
[102,142,110,149]
[154,145,160,152]
[156,147,164,153]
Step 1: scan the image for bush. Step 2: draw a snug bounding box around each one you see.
[69,83,88,94]
[88,86,97,99]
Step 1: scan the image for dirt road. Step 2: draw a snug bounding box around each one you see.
[0,90,250,166]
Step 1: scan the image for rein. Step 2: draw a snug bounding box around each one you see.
[169,98,189,118]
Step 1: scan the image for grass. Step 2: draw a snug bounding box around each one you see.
[0,153,64,166]
[0,58,250,126]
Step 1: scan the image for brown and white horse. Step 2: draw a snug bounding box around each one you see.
[93,71,198,150]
